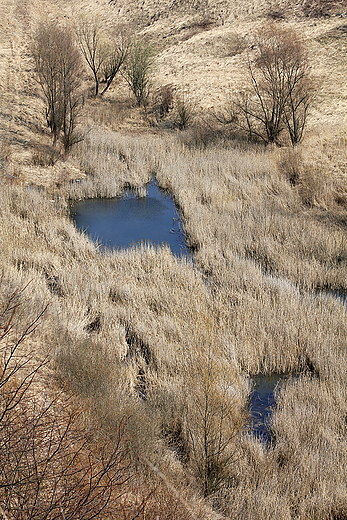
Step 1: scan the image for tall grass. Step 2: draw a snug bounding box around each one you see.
[1,121,347,516]
[223,375,347,519]
[73,128,347,294]
[1,0,346,514]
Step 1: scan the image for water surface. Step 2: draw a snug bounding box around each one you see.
[71,181,188,256]
[250,373,293,444]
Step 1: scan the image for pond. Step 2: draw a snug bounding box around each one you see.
[71,180,189,256]
[250,373,293,444]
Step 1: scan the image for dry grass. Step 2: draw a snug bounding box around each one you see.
[73,128,347,291]
[0,0,347,517]
[1,124,347,515]
[223,376,347,519]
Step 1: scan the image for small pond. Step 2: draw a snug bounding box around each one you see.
[71,181,189,256]
[250,373,294,444]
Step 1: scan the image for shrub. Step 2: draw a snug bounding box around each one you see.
[173,94,195,130]
[150,84,174,123]
[122,40,155,106]
[178,119,226,149]
[0,277,133,519]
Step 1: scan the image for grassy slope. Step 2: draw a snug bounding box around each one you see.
[1,0,347,518]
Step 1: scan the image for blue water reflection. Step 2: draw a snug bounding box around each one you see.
[250,373,292,444]
[71,181,188,256]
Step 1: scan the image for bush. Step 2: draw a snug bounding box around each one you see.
[177,119,227,149]
[278,144,347,208]
[0,277,134,519]
[122,40,155,106]
[173,94,195,130]
[150,85,174,123]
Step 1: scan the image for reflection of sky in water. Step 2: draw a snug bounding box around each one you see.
[250,374,291,444]
[71,181,188,257]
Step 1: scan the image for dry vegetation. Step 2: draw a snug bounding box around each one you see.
[1,0,347,518]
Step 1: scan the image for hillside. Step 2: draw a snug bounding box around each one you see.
[1,0,347,518]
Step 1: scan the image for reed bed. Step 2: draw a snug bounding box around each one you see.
[0,0,346,515]
[73,129,347,293]
[223,376,347,519]
[1,121,347,516]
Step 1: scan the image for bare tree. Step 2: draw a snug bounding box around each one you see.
[0,398,132,519]
[0,276,50,422]
[282,60,314,145]
[76,18,129,97]
[100,33,130,96]
[185,354,242,497]
[158,339,243,497]
[76,17,109,97]
[31,22,83,152]
[235,25,314,145]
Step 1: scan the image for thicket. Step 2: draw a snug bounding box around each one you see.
[0,277,134,519]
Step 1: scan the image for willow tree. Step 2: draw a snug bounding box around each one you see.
[122,40,155,106]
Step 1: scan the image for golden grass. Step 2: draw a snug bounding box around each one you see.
[73,128,347,291]
[224,376,347,519]
[1,122,347,515]
[0,0,347,517]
